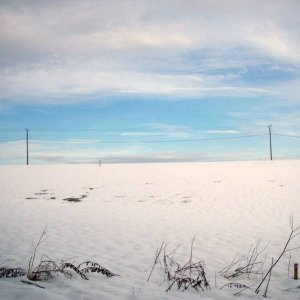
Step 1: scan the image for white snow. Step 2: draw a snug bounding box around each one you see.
[1,160,300,299]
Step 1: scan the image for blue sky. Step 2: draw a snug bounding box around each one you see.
[0,0,300,164]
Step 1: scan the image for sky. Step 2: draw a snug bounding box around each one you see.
[0,0,300,164]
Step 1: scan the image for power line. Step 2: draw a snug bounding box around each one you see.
[0,138,25,143]
[2,133,300,145]
[23,134,267,144]
[273,133,300,139]
[102,134,267,143]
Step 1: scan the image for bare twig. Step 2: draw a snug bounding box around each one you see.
[255,214,300,294]
[233,284,254,296]
[28,229,47,280]
[220,240,268,280]
[189,236,195,263]
[263,258,273,298]
[147,241,165,282]
[215,272,217,288]
[21,280,45,289]
[153,239,210,293]
[288,252,291,277]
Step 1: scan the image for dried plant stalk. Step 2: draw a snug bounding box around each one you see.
[152,238,210,293]
[219,240,268,279]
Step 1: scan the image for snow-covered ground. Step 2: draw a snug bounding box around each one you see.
[1,160,300,299]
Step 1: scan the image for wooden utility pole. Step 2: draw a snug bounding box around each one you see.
[294,263,298,280]
[26,129,29,165]
[267,124,273,161]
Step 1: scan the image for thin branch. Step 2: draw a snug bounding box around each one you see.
[288,252,291,277]
[21,280,45,289]
[28,229,47,279]
[286,246,300,252]
[263,258,274,298]
[147,241,165,282]
[233,284,254,296]
[255,214,300,294]
[190,236,196,262]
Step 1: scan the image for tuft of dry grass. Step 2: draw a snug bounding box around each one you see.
[26,230,117,282]
[219,239,268,280]
[149,237,210,293]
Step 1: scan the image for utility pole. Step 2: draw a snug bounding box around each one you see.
[26,129,29,165]
[267,124,272,161]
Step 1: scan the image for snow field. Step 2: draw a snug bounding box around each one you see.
[0,160,300,299]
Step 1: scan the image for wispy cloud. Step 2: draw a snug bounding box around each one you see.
[0,0,299,103]
[0,65,280,103]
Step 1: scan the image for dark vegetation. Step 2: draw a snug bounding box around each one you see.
[1,215,300,297]
[25,187,96,202]
[0,230,117,289]
[147,238,210,293]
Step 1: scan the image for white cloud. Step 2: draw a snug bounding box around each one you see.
[1,63,279,102]
[68,27,192,51]
[246,23,300,63]
[0,0,299,102]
